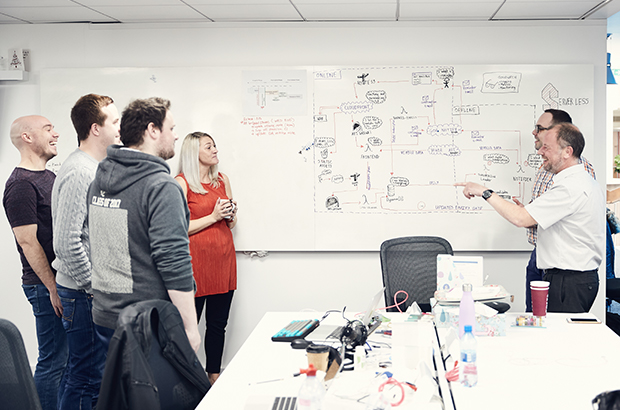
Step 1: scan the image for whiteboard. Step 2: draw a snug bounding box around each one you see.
[41,65,594,251]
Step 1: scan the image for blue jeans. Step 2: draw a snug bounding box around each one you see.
[22,284,68,410]
[56,284,110,410]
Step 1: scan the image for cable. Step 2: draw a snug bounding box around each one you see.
[378,377,406,407]
[374,290,410,312]
[433,319,456,410]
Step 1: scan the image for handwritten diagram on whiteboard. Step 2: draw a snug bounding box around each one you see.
[40,65,594,251]
[310,65,593,243]
[243,70,307,116]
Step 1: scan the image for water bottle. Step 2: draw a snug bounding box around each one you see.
[460,325,478,388]
[459,283,475,339]
[297,364,325,410]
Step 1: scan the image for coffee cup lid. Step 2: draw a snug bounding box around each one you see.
[306,344,330,354]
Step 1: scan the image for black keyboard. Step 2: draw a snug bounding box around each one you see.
[271,319,319,342]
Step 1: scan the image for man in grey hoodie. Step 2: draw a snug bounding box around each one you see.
[88,97,200,352]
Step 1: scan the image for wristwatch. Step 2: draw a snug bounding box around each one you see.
[482,189,494,201]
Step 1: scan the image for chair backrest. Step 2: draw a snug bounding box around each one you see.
[0,318,42,410]
[380,236,453,313]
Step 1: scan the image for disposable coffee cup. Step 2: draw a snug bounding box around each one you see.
[306,344,329,373]
[306,344,340,381]
[530,280,550,317]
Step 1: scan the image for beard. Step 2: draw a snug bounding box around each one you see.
[158,140,175,161]
[159,147,175,161]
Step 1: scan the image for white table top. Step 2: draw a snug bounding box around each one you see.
[197,311,620,410]
[448,312,620,410]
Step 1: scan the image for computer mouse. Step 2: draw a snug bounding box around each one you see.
[290,338,312,350]
[484,301,511,313]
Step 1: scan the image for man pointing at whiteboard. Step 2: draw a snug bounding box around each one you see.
[515,109,595,312]
[457,122,604,313]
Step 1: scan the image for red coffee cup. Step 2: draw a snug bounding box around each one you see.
[530,280,550,317]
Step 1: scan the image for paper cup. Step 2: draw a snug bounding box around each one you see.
[530,281,550,317]
[306,344,329,372]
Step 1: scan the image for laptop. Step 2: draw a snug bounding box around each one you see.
[306,288,384,342]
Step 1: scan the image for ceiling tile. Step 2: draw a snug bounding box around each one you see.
[0,12,25,23]
[293,0,396,3]
[295,3,397,20]
[186,0,292,4]
[191,4,302,21]
[0,6,116,23]
[0,0,72,6]
[76,0,183,6]
[89,5,207,22]
[493,1,606,19]
[589,2,620,18]
[400,0,499,2]
[399,2,500,19]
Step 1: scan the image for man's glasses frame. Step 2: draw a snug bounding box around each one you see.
[534,124,552,133]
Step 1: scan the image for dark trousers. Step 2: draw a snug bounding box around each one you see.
[525,247,544,312]
[543,268,599,313]
[195,291,234,374]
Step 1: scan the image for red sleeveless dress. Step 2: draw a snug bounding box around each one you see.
[177,173,237,297]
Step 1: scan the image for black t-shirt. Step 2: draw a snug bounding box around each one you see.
[3,168,56,285]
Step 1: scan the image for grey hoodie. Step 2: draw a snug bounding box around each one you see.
[88,145,194,329]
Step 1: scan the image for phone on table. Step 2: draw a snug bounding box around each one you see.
[566,317,601,324]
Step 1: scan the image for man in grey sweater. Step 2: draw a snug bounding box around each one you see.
[51,94,120,410]
[88,97,200,352]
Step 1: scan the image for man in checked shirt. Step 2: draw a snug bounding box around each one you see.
[513,109,596,311]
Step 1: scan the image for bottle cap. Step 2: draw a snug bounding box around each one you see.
[300,363,317,376]
[463,283,473,292]
[464,325,472,333]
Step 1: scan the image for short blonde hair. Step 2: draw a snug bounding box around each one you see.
[178,132,221,194]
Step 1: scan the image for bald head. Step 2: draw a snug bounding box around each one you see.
[9,115,59,168]
[10,115,49,148]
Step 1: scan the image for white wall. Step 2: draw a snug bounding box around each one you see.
[0,20,608,368]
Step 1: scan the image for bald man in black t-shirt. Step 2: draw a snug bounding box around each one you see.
[3,115,68,410]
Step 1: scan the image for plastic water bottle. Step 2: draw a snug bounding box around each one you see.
[460,325,478,388]
[459,283,475,339]
[297,364,325,410]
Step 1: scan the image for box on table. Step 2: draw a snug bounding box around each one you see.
[431,298,506,337]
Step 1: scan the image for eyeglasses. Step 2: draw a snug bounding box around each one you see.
[534,124,552,134]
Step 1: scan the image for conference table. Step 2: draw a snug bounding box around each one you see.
[197,311,620,410]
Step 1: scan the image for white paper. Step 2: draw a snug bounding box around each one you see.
[452,256,483,287]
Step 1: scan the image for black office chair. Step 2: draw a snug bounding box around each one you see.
[380,236,453,313]
[0,318,42,410]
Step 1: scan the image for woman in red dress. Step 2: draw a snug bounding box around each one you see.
[175,131,237,385]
